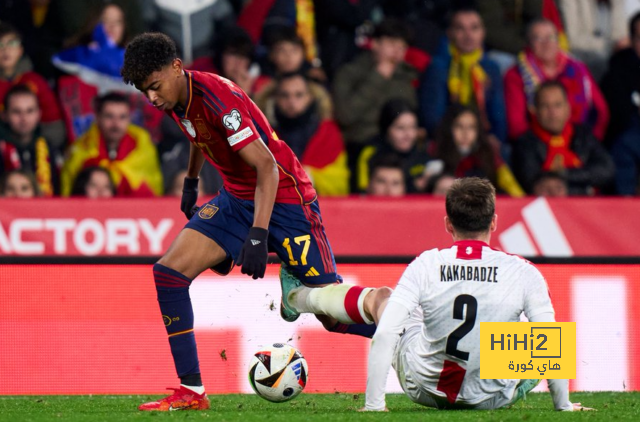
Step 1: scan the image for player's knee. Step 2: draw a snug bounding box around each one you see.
[153,263,193,298]
[375,287,393,302]
[364,287,393,322]
[369,286,392,307]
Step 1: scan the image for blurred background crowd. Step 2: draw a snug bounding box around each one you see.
[1,0,639,200]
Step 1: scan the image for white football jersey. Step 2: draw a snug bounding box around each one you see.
[388,240,555,406]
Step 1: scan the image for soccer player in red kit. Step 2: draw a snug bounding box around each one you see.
[121,33,390,411]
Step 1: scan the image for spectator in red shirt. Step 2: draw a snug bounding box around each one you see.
[0,22,66,147]
[504,19,609,142]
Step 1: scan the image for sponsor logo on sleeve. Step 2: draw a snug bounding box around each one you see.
[222,109,242,132]
[227,127,254,146]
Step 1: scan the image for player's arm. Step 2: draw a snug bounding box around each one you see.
[364,301,411,411]
[523,267,591,411]
[236,138,279,279]
[186,142,205,178]
[237,139,279,229]
[527,312,572,411]
[179,143,206,220]
[364,259,424,411]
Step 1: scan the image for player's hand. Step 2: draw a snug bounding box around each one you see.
[571,403,595,411]
[237,227,269,279]
[181,177,200,220]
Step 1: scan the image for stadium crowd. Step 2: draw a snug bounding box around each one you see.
[0,0,639,199]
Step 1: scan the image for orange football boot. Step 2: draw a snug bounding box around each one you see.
[138,386,210,411]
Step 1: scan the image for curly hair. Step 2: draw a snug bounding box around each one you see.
[121,32,177,87]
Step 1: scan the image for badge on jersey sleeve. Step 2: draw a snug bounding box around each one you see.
[181,119,196,137]
[222,109,242,131]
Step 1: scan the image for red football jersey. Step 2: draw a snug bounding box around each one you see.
[167,70,317,204]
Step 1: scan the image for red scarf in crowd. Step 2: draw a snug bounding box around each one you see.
[531,120,582,170]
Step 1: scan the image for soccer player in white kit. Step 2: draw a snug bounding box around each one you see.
[362,178,592,412]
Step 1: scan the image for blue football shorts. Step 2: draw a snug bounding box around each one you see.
[185,189,341,286]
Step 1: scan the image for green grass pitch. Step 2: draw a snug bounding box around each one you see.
[0,392,638,422]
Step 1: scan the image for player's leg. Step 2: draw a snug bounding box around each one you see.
[362,286,393,325]
[287,279,391,326]
[140,229,225,411]
[270,201,385,337]
[389,324,446,409]
[305,286,391,336]
[140,192,249,411]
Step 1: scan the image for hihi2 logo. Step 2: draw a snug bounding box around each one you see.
[479,322,576,379]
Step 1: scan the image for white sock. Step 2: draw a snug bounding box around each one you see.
[181,384,205,395]
[288,284,374,324]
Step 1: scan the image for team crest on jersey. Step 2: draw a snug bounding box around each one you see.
[222,109,242,132]
[181,119,196,137]
[198,204,219,219]
[194,118,211,139]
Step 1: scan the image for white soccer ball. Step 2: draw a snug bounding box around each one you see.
[248,343,309,403]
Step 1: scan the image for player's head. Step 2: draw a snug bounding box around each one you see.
[121,32,183,111]
[445,177,496,240]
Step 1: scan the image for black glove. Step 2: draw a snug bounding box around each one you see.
[180,177,200,220]
[237,227,269,279]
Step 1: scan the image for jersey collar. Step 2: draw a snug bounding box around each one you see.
[453,240,488,260]
[453,240,489,248]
